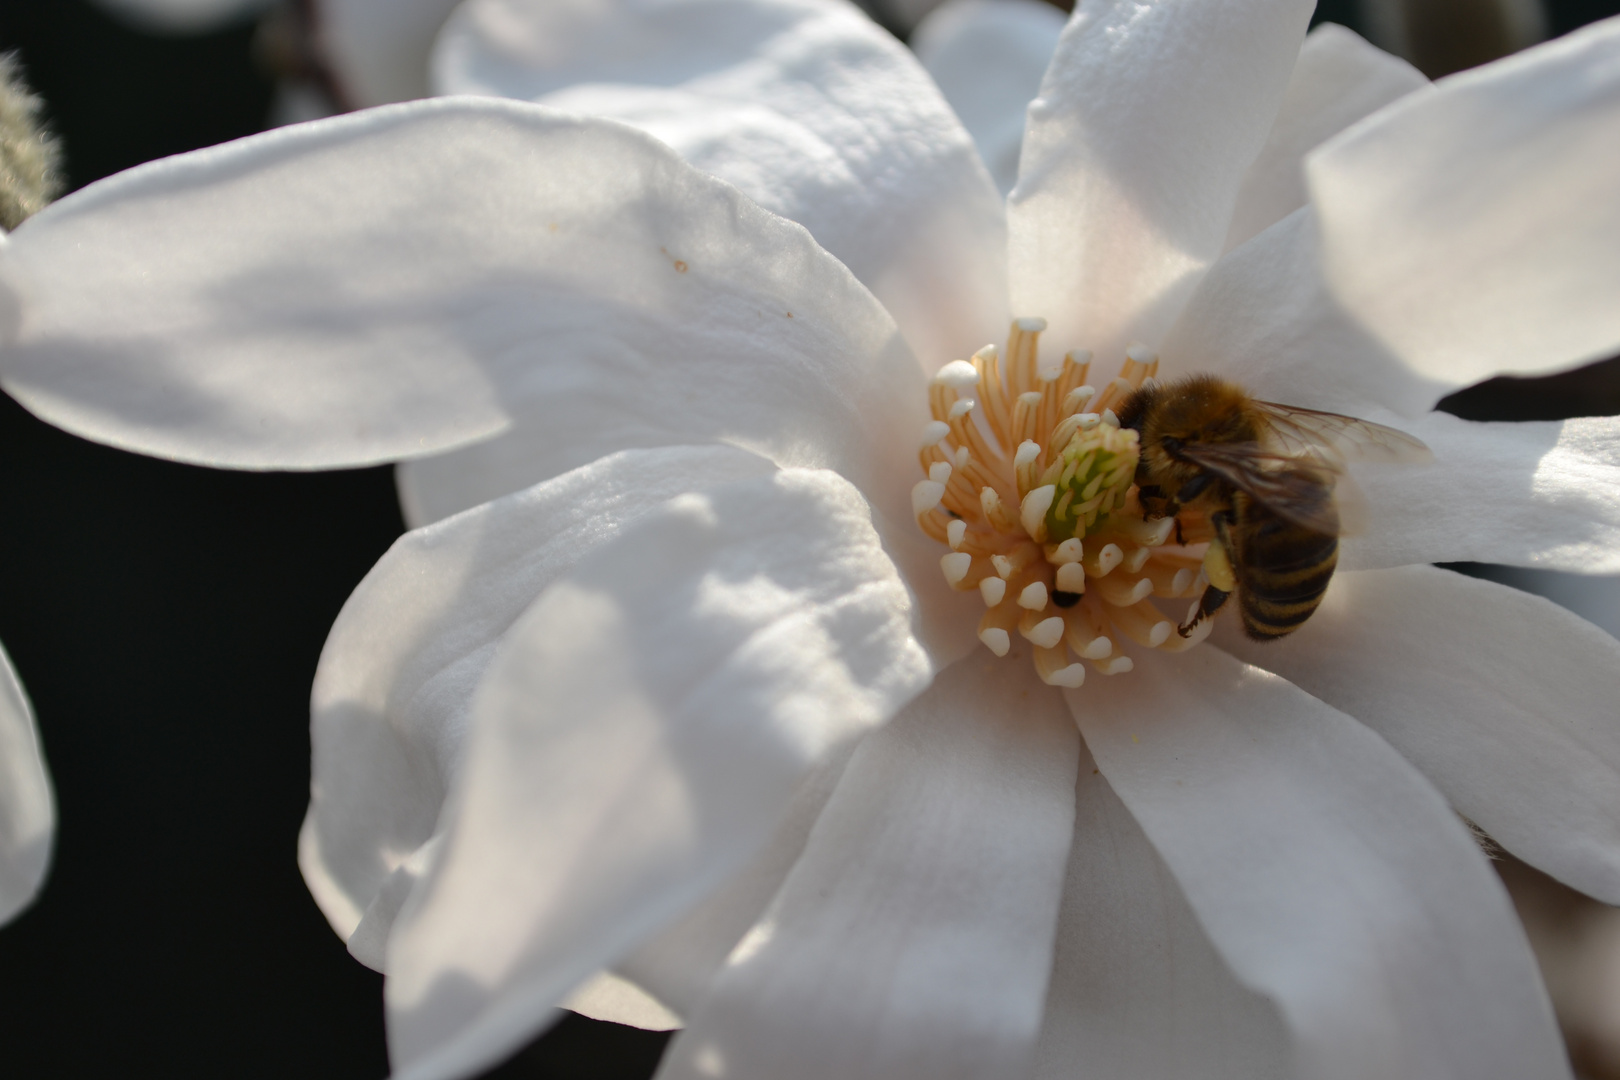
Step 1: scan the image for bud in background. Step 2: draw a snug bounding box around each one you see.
[0,54,62,232]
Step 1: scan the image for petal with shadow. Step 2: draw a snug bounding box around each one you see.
[1009,0,1314,360]
[1217,565,1620,905]
[1309,15,1620,393]
[434,0,1008,372]
[301,444,775,951]
[1224,23,1427,253]
[913,0,1066,196]
[1074,646,1570,1080]
[1343,410,1620,573]
[384,468,931,1080]
[1034,741,1289,1080]
[659,652,1077,1080]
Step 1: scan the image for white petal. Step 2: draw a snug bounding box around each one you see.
[1217,565,1620,905]
[1009,0,1315,361]
[561,972,681,1032]
[1159,208,1444,417]
[1224,23,1427,253]
[1469,564,1620,639]
[86,0,272,33]
[301,445,775,948]
[315,0,465,106]
[1073,646,1570,1080]
[384,468,931,1080]
[1309,16,1620,391]
[912,0,1066,196]
[0,642,51,926]
[616,744,855,1022]
[660,654,1077,1080]
[433,0,1009,372]
[1344,410,1620,572]
[2,100,548,470]
[1035,742,1289,1080]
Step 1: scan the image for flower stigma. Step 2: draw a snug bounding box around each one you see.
[914,318,1215,689]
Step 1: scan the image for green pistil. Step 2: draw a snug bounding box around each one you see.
[1043,423,1140,542]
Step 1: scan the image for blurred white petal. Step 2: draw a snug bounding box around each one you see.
[0,642,51,926]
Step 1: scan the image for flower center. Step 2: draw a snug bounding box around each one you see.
[913,318,1215,688]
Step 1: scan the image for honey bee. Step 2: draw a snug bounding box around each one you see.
[1116,374,1431,641]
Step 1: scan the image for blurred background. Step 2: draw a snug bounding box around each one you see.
[0,0,1617,1076]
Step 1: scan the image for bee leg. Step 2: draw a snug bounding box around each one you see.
[1179,585,1231,637]
[1173,473,1214,503]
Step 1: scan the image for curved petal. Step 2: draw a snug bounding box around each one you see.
[912,0,1066,196]
[1073,646,1571,1080]
[1343,410,1620,573]
[1216,565,1620,905]
[301,444,776,947]
[1035,742,1289,1080]
[560,972,681,1031]
[433,0,1009,371]
[0,642,51,926]
[86,0,272,33]
[1309,15,1620,391]
[2,100,547,471]
[659,653,1077,1080]
[314,0,465,106]
[1158,208,1445,417]
[1224,23,1427,253]
[1469,564,1620,639]
[615,743,854,1022]
[1008,0,1315,362]
[384,468,932,1080]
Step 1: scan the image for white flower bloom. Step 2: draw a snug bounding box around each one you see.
[2,0,1620,1078]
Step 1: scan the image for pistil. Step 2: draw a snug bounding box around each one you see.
[914,319,1215,688]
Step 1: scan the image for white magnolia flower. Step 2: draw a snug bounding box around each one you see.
[2,0,1619,1078]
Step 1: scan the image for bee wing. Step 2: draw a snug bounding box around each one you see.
[1252,401,1434,466]
[1175,441,1344,535]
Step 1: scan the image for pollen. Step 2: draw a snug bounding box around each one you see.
[913,319,1214,688]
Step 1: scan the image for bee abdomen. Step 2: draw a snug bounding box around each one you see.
[1237,519,1338,641]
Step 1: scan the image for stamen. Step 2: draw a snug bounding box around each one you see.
[980,576,1007,606]
[1091,655,1134,675]
[1019,611,1065,649]
[914,321,1215,682]
[1110,599,1175,648]
[1094,572,1154,607]
[1020,485,1056,541]
[911,479,945,516]
[1055,562,1086,594]
[1035,645,1086,687]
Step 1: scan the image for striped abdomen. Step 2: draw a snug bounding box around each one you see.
[1233,491,1339,640]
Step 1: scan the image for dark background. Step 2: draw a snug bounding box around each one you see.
[0,1,1616,1077]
